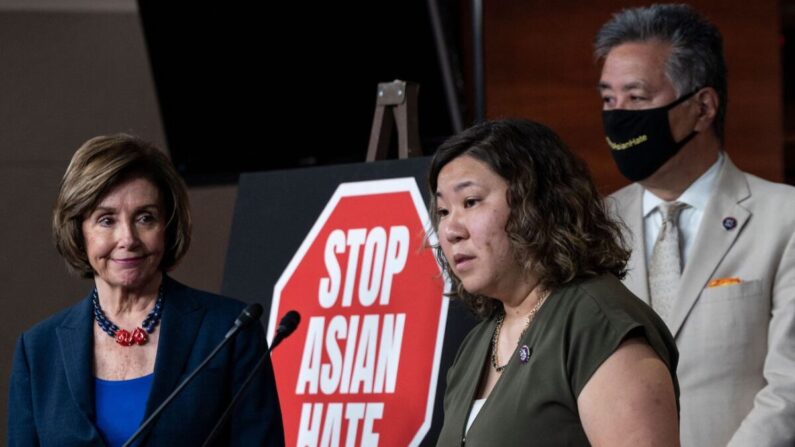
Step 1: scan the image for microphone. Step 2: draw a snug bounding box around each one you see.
[122,303,264,447]
[269,310,301,352]
[201,310,301,446]
[225,303,264,339]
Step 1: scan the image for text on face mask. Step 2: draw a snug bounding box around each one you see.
[606,135,648,151]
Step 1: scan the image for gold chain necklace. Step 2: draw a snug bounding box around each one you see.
[490,292,549,373]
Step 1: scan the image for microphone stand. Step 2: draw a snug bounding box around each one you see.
[201,317,298,446]
[201,348,274,446]
[122,304,262,447]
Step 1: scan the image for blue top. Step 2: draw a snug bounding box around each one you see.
[94,374,154,447]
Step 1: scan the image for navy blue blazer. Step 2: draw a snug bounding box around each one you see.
[8,276,285,446]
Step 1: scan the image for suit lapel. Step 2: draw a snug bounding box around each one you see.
[667,157,751,337]
[618,185,650,303]
[53,279,206,443]
[144,277,205,419]
[56,292,99,431]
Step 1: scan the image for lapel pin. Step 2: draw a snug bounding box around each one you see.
[519,345,531,364]
[722,217,737,231]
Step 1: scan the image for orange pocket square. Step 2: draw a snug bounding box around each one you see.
[708,277,742,288]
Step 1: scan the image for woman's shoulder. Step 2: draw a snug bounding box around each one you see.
[552,274,678,369]
[547,274,678,396]
[161,277,267,356]
[556,274,655,322]
[19,293,92,343]
[547,273,675,359]
[162,276,262,334]
[164,276,248,313]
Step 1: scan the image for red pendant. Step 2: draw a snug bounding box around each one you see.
[115,329,134,346]
[132,327,148,345]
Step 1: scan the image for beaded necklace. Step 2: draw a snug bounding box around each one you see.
[92,287,164,347]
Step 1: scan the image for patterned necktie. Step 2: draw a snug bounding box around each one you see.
[648,201,687,323]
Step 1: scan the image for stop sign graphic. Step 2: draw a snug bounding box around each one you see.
[269,178,448,447]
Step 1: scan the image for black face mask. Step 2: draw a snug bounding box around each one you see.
[602,89,700,182]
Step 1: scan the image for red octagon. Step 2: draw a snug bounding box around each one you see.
[269,178,448,447]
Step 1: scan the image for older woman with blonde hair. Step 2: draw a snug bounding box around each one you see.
[432,119,680,446]
[8,135,283,446]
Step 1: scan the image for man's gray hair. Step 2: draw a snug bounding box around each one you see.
[594,4,727,142]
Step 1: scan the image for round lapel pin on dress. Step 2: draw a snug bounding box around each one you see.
[722,217,737,230]
[519,345,531,364]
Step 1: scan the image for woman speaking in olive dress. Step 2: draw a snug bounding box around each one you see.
[432,119,679,446]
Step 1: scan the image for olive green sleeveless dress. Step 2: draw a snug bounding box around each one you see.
[435,274,679,446]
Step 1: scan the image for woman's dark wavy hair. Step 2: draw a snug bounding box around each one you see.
[428,119,630,319]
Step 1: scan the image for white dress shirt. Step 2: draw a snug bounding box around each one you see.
[642,152,724,267]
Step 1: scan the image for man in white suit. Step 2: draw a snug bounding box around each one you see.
[595,4,795,447]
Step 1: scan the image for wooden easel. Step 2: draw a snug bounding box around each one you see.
[366,80,422,161]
